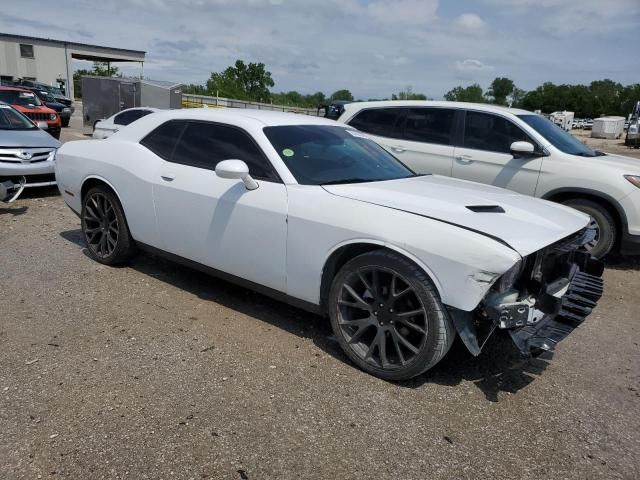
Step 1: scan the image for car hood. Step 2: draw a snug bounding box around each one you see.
[322,175,589,257]
[588,153,640,172]
[0,129,61,148]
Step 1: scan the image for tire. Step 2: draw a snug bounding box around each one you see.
[81,185,136,265]
[61,118,70,128]
[562,198,616,259]
[328,250,454,381]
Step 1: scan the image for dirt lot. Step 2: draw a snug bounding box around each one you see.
[572,128,639,157]
[1,115,639,479]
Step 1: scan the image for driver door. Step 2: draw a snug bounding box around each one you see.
[452,110,543,196]
[148,120,288,292]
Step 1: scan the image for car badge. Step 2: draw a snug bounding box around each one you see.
[18,151,33,160]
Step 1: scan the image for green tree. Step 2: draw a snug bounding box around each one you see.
[486,77,515,105]
[206,60,274,102]
[330,89,354,101]
[444,83,485,103]
[391,86,427,100]
[73,62,120,98]
[509,87,527,107]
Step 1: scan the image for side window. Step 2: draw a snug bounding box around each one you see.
[140,120,186,160]
[114,109,151,126]
[348,108,404,139]
[171,122,277,181]
[464,111,532,153]
[403,108,456,145]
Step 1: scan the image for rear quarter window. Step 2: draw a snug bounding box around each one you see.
[139,120,186,160]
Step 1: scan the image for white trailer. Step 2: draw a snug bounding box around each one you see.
[591,116,626,139]
[550,111,574,131]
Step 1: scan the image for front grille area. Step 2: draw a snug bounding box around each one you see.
[24,173,56,185]
[24,112,51,121]
[494,227,604,354]
[0,148,54,164]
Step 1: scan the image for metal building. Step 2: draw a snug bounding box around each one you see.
[0,33,145,98]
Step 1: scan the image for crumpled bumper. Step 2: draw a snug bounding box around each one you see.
[508,263,604,354]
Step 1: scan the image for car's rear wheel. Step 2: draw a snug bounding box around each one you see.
[81,185,136,265]
[328,250,454,381]
[562,198,616,259]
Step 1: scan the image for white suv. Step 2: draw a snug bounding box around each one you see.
[338,101,640,258]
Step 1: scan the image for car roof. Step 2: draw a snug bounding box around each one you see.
[145,107,341,127]
[342,100,532,116]
[0,86,33,93]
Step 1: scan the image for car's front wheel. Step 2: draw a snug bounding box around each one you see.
[81,185,136,265]
[562,198,616,259]
[328,250,454,381]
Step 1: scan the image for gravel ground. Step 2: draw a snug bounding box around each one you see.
[1,114,639,479]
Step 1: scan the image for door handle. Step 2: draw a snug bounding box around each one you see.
[391,146,406,153]
[455,154,473,162]
[160,173,176,181]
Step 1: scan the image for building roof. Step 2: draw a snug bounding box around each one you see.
[0,32,145,56]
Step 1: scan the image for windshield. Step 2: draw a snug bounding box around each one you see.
[40,91,56,102]
[518,114,599,157]
[48,86,64,96]
[263,125,416,185]
[0,90,43,108]
[0,105,37,130]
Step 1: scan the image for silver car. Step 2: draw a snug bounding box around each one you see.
[0,102,61,194]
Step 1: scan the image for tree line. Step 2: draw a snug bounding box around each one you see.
[183,60,429,107]
[444,78,640,118]
[74,60,640,118]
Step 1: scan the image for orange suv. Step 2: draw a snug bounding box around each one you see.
[0,87,61,139]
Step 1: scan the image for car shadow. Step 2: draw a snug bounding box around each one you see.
[59,228,549,401]
[19,186,60,199]
[0,205,28,216]
[604,253,640,271]
[401,336,553,402]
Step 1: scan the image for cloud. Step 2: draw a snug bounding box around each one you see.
[456,59,493,72]
[482,0,640,34]
[367,0,439,24]
[0,0,636,99]
[454,13,485,30]
[153,39,205,53]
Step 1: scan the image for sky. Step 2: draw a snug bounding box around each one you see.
[1,0,638,99]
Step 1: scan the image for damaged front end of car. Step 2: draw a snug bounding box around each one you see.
[451,227,604,356]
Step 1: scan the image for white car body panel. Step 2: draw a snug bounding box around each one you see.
[93,108,159,140]
[55,108,590,313]
[339,101,640,248]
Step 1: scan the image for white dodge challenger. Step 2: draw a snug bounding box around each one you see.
[55,109,604,380]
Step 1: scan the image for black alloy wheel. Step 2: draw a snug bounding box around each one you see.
[329,251,454,381]
[81,185,136,265]
[83,191,119,258]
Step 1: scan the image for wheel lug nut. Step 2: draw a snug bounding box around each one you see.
[374,311,378,316]
[379,303,384,307]
[389,308,393,313]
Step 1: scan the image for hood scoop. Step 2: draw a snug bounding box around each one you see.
[466,205,505,213]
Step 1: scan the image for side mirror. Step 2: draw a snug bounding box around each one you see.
[215,159,259,190]
[36,121,48,130]
[510,141,535,157]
